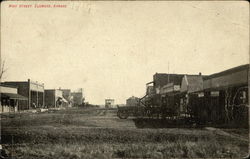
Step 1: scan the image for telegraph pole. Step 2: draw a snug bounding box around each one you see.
[168,61,170,83]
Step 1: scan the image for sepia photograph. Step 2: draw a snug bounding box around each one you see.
[0,0,249,158]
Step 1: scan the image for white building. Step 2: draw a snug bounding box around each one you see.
[105,99,115,108]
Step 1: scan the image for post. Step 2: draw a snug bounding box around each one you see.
[36,81,38,108]
[168,62,170,83]
[54,90,56,108]
[28,79,31,110]
[43,83,45,108]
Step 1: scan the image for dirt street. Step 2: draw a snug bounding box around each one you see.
[1,107,249,159]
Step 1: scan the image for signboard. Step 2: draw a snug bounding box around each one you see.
[0,86,18,94]
[198,92,204,97]
[156,87,161,94]
[211,91,219,97]
[160,83,180,94]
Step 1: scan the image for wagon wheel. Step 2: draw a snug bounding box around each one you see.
[117,110,129,119]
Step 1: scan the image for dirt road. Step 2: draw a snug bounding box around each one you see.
[1,107,249,159]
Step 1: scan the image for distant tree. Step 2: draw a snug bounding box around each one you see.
[0,59,8,80]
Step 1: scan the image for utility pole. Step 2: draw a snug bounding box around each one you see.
[168,61,170,83]
[36,81,39,108]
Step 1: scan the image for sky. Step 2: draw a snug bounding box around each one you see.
[1,1,249,105]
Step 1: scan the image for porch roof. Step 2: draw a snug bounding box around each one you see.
[1,93,28,100]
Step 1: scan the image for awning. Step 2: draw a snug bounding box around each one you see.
[1,93,28,100]
[62,97,68,103]
[57,97,68,103]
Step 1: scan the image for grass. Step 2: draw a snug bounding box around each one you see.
[1,107,249,158]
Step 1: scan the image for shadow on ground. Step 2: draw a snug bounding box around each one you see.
[133,118,199,128]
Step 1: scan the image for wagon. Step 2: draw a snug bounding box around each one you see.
[117,106,146,119]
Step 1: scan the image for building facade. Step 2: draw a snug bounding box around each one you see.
[2,79,44,110]
[179,74,204,114]
[45,89,68,108]
[0,84,27,113]
[188,64,249,126]
[105,99,115,108]
[71,88,84,106]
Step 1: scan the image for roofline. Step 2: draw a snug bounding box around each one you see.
[154,73,208,77]
[185,74,208,77]
[204,64,249,80]
[0,84,18,88]
[154,73,185,76]
[2,81,28,84]
[146,81,153,85]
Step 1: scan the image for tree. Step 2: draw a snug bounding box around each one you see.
[0,59,8,80]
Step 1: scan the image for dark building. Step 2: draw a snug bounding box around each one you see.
[189,64,249,126]
[2,79,44,110]
[126,96,140,106]
[153,73,185,92]
[203,64,249,90]
[179,74,204,114]
[71,88,84,106]
[45,89,68,108]
[145,73,185,106]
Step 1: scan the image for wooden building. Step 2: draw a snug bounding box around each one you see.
[150,73,185,107]
[71,88,84,107]
[45,89,68,108]
[0,84,27,113]
[153,73,185,95]
[105,99,115,108]
[189,64,249,127]
[180,74,204,115]
[2,79,44,110]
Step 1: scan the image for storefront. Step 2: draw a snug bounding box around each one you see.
[0,84,28,113]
